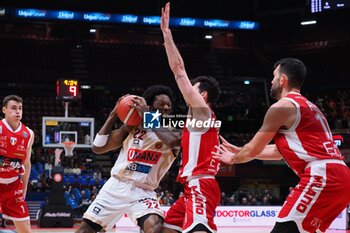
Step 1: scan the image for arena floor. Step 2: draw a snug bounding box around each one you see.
[0,226,349,233]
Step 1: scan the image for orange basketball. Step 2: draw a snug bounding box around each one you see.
[116,95,142,126]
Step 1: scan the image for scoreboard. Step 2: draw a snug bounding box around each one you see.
[56,79,80,101]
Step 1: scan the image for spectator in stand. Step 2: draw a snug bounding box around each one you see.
[241,197,249,206]
[227,196,239,206]
[65,185,73,196]
[38,173,50,192]
[78,190,92,215]
[91,185,99,196]
[220,192,229,206]
[92,166,102,182]
[161,191,174,206]
[250,197,259,206]
[44,157,53,172]
[262,196,271,206]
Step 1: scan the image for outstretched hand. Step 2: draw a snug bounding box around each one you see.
[161,2,170,32]
[212,144,236,164]
[220,135,241,153]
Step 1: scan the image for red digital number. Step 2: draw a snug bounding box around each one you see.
[69,86,77,97]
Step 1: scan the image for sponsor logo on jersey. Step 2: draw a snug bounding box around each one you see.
[155,142,163,149]
[14,189,23,195]
[23,131,28,138]
[127,148,161,164]
[311,217,322,229]
[0,140,7,149]
[0,126,2,134]
[125,162,152,174]
[10,137,17,145]
[138,197,157,202]
[16,195,25,203]
[0,156,22,170]
[296,175,323,213]
[17,144,26,151]
[14,153,25,157]
[92,206,101,215]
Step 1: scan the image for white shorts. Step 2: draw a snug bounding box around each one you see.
[83,177,163,231]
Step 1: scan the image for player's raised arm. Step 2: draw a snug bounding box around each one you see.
[160,2,207,109]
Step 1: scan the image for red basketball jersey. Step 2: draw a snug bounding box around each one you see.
[177,108,221,183]
[0,119,32,180]
[274,92,343,177]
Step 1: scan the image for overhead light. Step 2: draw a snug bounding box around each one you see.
[301,20,316,25]
[244,80,250,85]
[90,28,96,33]
[81,85,91,89]
[205,35,212,39]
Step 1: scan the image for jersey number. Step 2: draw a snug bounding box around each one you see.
[315,111,340,157]
[144,200,159,209]
[133,129,146,140]
[20,205,25,213]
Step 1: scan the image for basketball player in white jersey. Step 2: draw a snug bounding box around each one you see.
[213,58,350,233]
[160,3,222,233]
[0,95,34,233]
[75,85,181,233]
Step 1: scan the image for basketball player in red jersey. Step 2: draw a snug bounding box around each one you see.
[161,3,222,233]
[0,95,34,233]
[213,58,350,233]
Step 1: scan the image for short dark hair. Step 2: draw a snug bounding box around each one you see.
[2,95,23,107]
[142,85,173,106]
[274,58,306,89]
[191,75,221,104]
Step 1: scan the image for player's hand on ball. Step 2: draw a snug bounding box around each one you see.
[212,144,235,164]
[131,96,149,116]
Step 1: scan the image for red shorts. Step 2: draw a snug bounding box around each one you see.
[164,177,220,233]
[0,178,29,221]
[278,160,350,232]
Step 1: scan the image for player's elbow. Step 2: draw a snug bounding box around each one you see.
[170,62,185,74]
[91,146,104,154]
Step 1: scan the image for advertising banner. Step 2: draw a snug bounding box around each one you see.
[115,206,348,230]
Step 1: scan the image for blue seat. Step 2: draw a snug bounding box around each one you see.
[89,179,96,186]
[84,189,92,200]
[72,188,82,203]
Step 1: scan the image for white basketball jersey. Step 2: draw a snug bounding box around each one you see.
[111,128,176,190]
